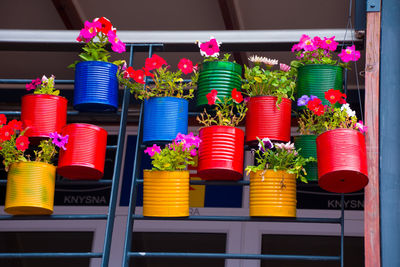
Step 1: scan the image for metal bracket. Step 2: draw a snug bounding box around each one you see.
[367,0,381,12]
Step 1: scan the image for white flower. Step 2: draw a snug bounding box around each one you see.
[341,103,356,118]
[263,57,279,66]
[41,75,48,82]
[248,55,278,66]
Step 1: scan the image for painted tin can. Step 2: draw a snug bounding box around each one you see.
[294,135,318,181]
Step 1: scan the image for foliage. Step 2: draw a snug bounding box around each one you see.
[0,114,68,171]
[290,35,360,70]
[197,89,247,127]
[245,137,315,183]
[25,75,60,96]
[242,56,296,104]
[297,90,367,135]
[144,133,201,171]
[118,55,197,100]
[69,17,126,68]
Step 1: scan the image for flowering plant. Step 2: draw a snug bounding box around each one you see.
[291,35,360,69]
[197,89,247,127]
[196,37,232,62]
[245,137,315,183]
[69,17,126,68]
[242,55,297,104]
[144,133,201,171]
[25,75,60,96]
[297,89,367,135]
[118,54,198,100]
[0,114,68,171]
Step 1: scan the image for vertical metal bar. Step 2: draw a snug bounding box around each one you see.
[101,45,135,267]
[122,44,154,267]
[340,193,345,267]
[343,68,348,96]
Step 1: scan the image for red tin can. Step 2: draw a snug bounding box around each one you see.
[21,94,67,141]
[316,128,368,193]
[197,125,244,181]
[245,96,291,145]
[57,123,108,180]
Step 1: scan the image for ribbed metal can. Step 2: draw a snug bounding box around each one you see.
[196,61,242,108]
[21,94,67,141]
[294,135,318,181]
[316,128,368,193]
[5,162,56,215]
[57,123,108,180]
[143,170,189,217]
[197,125,244,180]
[245,96,291,145]
[143,97,188,143]
[249,170,296,217]
[297,64,343,107]
[74,61,119,112]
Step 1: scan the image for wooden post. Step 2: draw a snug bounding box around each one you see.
[364,11,381,267]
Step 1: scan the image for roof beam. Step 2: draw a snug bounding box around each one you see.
[51,0,85,30]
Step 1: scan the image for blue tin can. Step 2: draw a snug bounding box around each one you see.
[143,97,188,143]
[74,61,119,112]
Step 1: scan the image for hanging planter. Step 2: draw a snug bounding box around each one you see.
[21,94,67,141]
[197,125,244,181]
[294,135,318,182]
[5,162,56,215]
[316,128,368,193]
[196,61,242,108]
[143,170,189,217]
[74,61,119,112]
[245,96,291,145]
[297,64,343,107]
[143,97,188,143]
[57,123,108,180]
[249,170,297,217]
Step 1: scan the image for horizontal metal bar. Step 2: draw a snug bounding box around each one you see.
[135,179,249,186]
[0,110,122,117]
[128,252,340,261]
[132,215,342,224]
[0,252,103,258]
[0,179,112,185]
[0,29,361,44]
[0,214,108,220]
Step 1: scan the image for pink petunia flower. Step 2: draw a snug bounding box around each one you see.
[338,45,360,63]
[355,121,368,133]
[178,58,194,74]
[321,36,338,51]
[144,144,161,157]
[107,30,126,53]
[198,37,221,57]
[49,132,69,150]
[80,20,101,40]
[298,34,317,52]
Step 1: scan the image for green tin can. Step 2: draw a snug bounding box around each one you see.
[297,64,343,108]
[196,61,242,108]
[294,135,318,181]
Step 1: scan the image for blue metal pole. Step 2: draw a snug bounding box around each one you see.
[0,252,103,258]
[380,0,400,266]
[101,44,135,267]
[122,44,155,267]
[340,194,344,267]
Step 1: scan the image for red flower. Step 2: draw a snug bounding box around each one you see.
[16,135,29,151]
[231,88,243,103]
[142,67,154,78]
[132,69,145,84]
[206,89,218,105]
[145,54,167,70]
[324,89,343,105]
[307,98,322,111]
[338,93,347,104]
[0,114,6,125]
[312,104,326,116]
[8,120,23,131]
[94,17,113,35]
[178,58,194,75]
[0,125,14,141]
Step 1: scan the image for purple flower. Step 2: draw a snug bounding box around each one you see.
[310,95,318,100]
[258,137,273,152]
[144,144,161,157]
[297,95,310,106]
[49,132,69,150]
